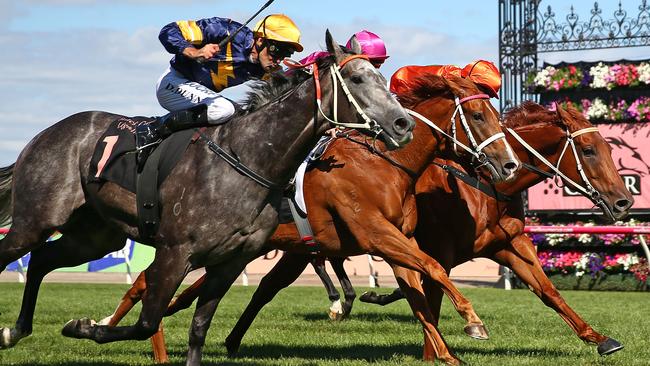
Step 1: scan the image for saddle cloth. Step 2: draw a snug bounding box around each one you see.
[88,116,194,193]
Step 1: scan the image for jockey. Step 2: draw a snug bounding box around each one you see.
[136,14,303,166]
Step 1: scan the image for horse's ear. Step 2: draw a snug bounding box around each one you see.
[555,103,570,120]
[325,29,344,62]
[348,34,362,54]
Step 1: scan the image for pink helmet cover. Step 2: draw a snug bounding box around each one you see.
[346,30,389,60]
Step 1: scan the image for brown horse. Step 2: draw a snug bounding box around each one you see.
[137,102,632,362]
[99,74,521,365]
[344,101,634,354]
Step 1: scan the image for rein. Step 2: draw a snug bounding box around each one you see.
[196,130,283,190]
[431,161,512,202]
[506,126,606,206]
[338,131,418,179]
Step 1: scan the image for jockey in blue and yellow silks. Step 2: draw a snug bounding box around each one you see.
[136,14,303,168]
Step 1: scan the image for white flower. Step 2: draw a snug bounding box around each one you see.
[639,62,650,84]
[590,62,613,89]
[534,66,556,88]
[587,98,608,119]
[578,233,592,243]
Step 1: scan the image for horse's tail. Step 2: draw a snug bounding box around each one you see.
[0,163,14,227]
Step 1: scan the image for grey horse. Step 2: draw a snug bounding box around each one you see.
[0,31,414,365]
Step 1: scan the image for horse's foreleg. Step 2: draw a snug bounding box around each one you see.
[330,257,356,318]
[311,256,343,320]
[62,245,189,344]
[225,252,310,355]
[494,236,621,355]
[186,262,246,366]
[338,211,467,364]
[390,265,458,364]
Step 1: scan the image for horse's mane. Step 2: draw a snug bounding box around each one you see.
[242,55,337,113]
[503,101,561,129]
[396,74,476,109]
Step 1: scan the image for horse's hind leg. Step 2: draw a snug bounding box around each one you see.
[330,257,356,318]
[311,257,343,320]
[225,251,310,355]
[1,215,126,348]
[494,236,619,355]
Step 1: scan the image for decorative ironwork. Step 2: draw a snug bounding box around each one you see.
[499,0,540,113]
[498,0,650,114]
[537,1,650,52]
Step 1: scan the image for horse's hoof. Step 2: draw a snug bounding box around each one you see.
[441,356,465,365]
[598,337,624,356]
[328,310,344,321]
[464,323,489,340]
[61,318,96,339]
[359,291,379,303]
[224,336,241,357]
[0,327,14,349]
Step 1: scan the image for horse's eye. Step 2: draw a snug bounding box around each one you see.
[350,74,363,84]
[472,112,484,121]
[582,147,596,157]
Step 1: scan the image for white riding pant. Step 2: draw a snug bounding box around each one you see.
[156,67,236,124]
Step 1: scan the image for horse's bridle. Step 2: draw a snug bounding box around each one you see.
[506,126,609,213]
[405,94,507,166]
[308,55,389,140]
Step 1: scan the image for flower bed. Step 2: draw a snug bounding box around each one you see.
[524,218,650,290]
[545,97,650,123]
[527,61,650,93]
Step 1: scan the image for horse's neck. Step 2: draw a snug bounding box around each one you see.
[386,99,448,177]
[210,78,328,185]
[498,123,566,195]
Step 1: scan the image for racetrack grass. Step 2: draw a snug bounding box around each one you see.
[0,283,648,365]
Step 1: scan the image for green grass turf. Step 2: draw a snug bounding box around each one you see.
[0,283,648,365]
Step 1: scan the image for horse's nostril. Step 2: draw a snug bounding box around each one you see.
[614,199,632,210]
[393,118,409,133]
[504,161,519,172]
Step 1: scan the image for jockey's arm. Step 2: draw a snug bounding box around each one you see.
[159,17,232,61]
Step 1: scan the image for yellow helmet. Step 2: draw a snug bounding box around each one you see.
[253,14,303,52]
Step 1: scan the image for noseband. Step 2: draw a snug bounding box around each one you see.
[405,93,507,164]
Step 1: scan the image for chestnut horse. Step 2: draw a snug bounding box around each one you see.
[99,74,521,365]
[291,102,634,356]
[0,33,417,366]
[138,102,632,362]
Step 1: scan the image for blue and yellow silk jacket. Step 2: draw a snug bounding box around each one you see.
[159,17,266,92]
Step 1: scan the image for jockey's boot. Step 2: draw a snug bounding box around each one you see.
[136,104,209,171]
